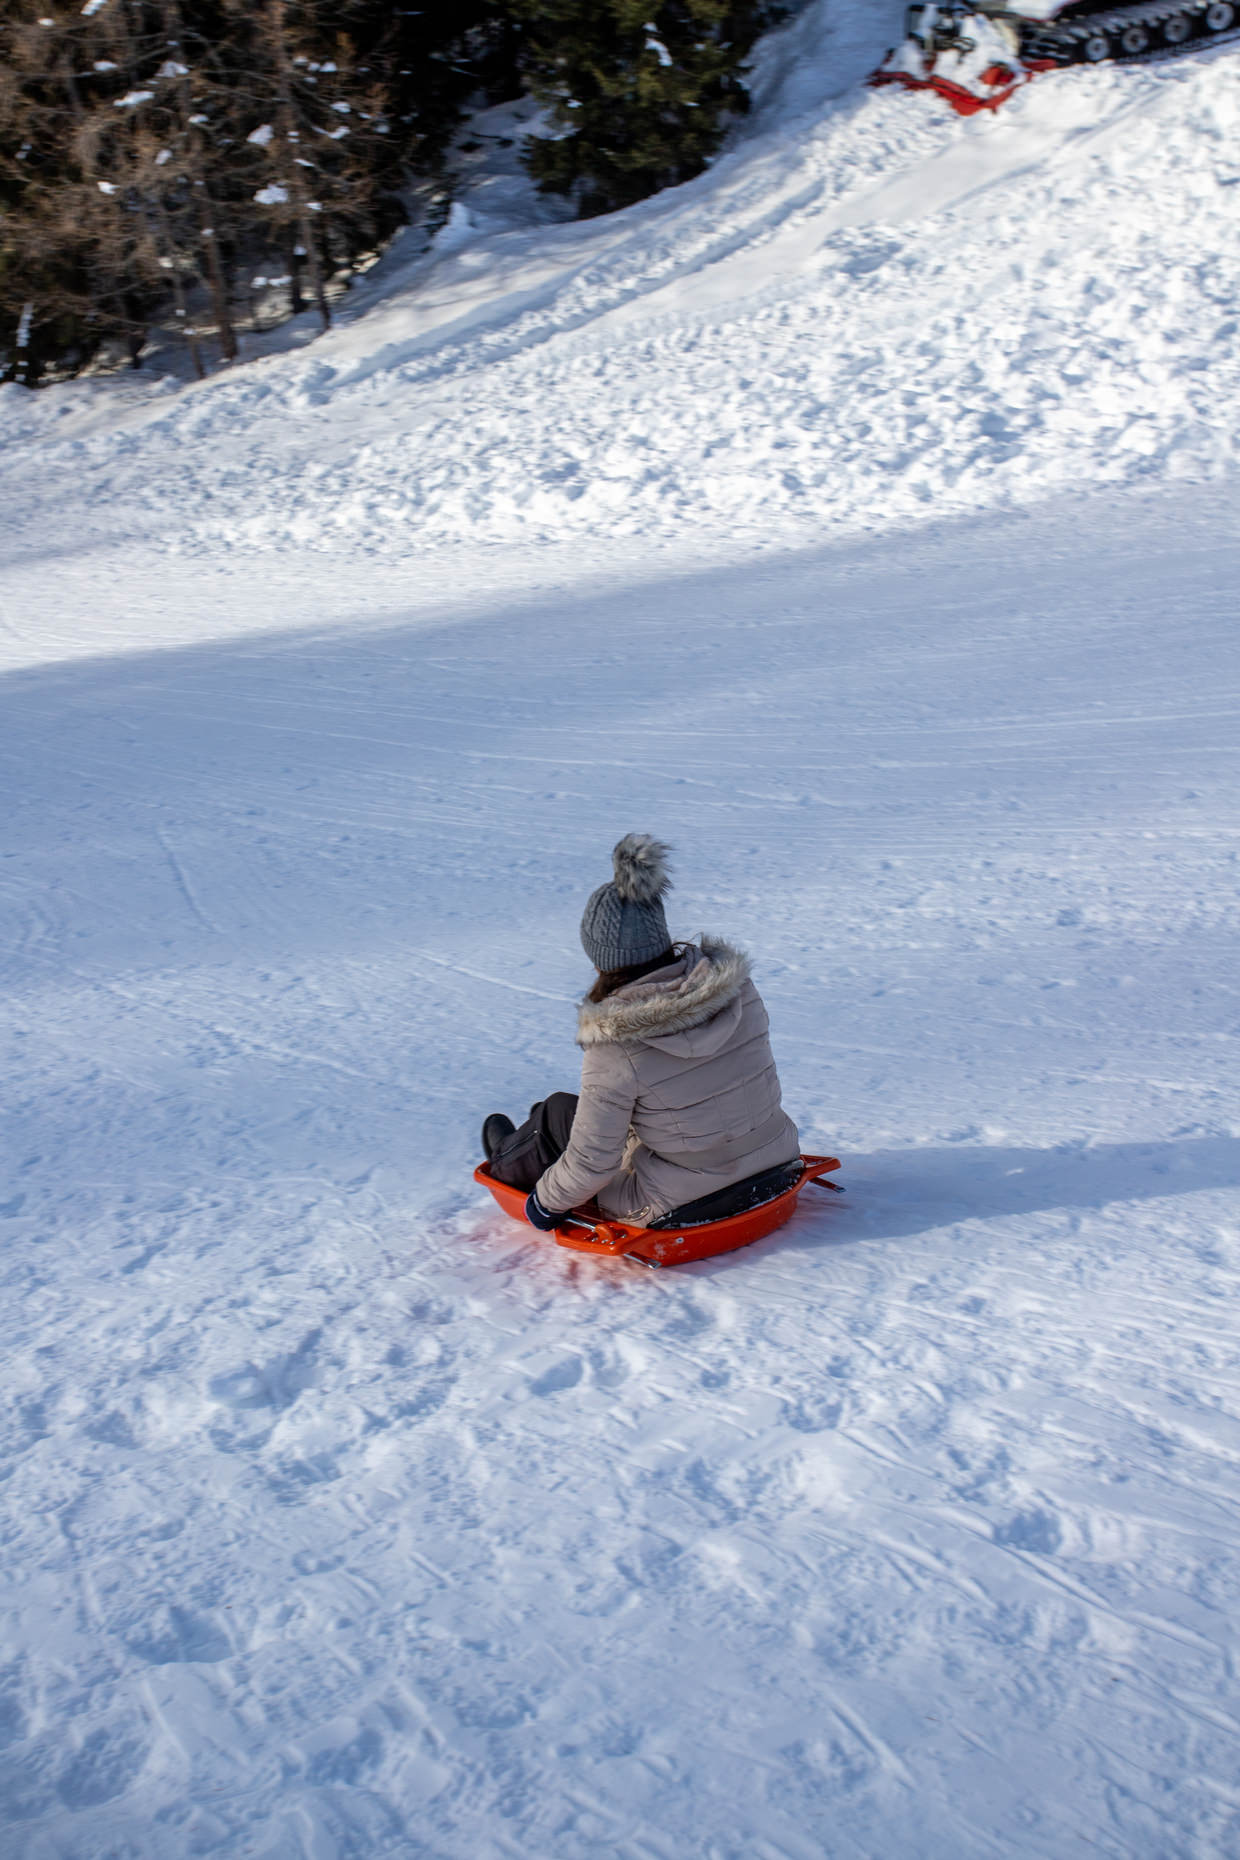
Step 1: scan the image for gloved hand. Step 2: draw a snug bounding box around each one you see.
[524,1189,561,1231]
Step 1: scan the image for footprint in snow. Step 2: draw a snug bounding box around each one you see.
[82,1409,139,1449]
[125,1602,231,1667]
[304,1724,384,1787]
[0,1668,28,1752]
[527,1356,583,1398]
[993,1507,1063,1556]
[55,1721,153,1811]
[265,1453,342,1505]
[207,1328,322,1412]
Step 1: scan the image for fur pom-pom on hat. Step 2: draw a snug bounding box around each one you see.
[611,833,672,905]
[579,833,674,972]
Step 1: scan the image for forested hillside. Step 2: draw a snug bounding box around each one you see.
[0,1,782,383]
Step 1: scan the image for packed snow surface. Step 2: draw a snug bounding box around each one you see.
[2,4,1240,1857]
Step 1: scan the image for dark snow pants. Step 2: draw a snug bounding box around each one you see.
[488,1092,578,1192]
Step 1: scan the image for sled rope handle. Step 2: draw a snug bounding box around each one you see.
[553,1213,634,1255]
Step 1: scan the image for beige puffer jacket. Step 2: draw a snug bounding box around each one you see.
[536,936,800,1224]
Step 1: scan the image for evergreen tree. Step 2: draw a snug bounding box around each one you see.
[377,3,523,171]
[0,0,240,379]
[511,0,783,216]
[221,0,388,330]
[1,0,785,383]
[1,0,512,378]
[0,3,150,381]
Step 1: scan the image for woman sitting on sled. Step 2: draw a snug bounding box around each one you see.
[482,834,800,1233]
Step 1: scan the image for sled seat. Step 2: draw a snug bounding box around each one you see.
[648,1156,805,1229]
[473,1153,843,1269]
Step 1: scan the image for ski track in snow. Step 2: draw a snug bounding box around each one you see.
[3,2,1240,1854]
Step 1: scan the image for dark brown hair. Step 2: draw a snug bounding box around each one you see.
[587,945,678,1004]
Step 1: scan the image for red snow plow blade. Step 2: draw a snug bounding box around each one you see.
[870,4,1067,116]
[474,1153,843,1268]
[869,64,1023,113]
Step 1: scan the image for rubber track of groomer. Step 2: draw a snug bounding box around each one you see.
[1028,1,1240,66]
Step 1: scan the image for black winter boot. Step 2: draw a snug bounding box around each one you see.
[483,1094,578,1190]
[481,1114,516,1162]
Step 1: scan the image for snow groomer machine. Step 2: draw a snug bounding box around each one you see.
[874,1,1240,112]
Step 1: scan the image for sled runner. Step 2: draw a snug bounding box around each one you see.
[474,1153,843,1268]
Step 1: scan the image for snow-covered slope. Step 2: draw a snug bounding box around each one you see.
[3,3,1240,564]
[3,492,1240,1858]
[2,8,1240,1858]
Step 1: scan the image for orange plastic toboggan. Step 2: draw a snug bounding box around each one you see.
[474,1153,843,1268]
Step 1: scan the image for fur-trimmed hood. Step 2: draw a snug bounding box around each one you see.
[577,935,751,1051]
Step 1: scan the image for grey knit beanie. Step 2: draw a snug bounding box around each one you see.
[580,834,673,972]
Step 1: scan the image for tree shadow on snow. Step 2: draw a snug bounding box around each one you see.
[2,535,1237,1218]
